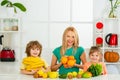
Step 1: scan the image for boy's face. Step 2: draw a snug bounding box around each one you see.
[89,51,100,63]
[65,31,75,48]
[30,47,40,57]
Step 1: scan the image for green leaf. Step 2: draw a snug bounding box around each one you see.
[1,0,13,7]
[13,7,17,13]
[13,3,26,12]
[117,2,120,5]
[87,64,102,77]
[109,0,113,1]
[1,0,9,6]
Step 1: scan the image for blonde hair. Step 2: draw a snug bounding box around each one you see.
[25,40,42,57]
[89,46,101,56]
[60,26,79,56]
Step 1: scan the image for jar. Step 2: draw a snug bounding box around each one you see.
[96,36,103,47]
[12,19,18,31]
[3,19,11,31]
[95,21,103,33]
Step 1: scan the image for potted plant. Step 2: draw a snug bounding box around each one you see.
[0,0,26,13]
[108,0,120,18]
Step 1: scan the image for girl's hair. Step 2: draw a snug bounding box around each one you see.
[89,46,101,56]
[60,26,79,56]
[25,40,42,57]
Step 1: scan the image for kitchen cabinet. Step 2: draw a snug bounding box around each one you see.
[0,17,22,62]
[93,18,120,64]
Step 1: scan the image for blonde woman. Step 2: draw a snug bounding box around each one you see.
[51,26,87,75]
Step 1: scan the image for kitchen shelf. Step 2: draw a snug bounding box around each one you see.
[93,18,120,64]
[105,61,120,65]
[0,17,22,62]
[101,47,120,49]
[0,31,21,33]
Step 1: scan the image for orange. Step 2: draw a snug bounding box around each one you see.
[61,56,68,64]
[67,60,75,67]
[68,56,75,60]
[63,64,68,68]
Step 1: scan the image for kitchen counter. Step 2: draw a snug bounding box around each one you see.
[0,74,120,80]
[0,62,120,80]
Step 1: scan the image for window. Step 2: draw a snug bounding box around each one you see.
[24,0,93,49]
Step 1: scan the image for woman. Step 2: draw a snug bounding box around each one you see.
[51,26,87,75]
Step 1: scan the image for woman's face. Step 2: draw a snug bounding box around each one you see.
[65,31,75,48]
[89,51,100,63]
[30,47,40,57]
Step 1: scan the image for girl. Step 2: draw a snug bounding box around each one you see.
[83,46,107,75]
[51,26,87,75]
[20,40,50,75]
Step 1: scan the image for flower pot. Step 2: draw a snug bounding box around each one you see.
[108,11,117,18]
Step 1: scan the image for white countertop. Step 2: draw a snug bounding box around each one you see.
[0,62,120,80]
[0,74,120,80]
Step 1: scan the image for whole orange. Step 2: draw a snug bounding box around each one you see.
[67,60,75,67]
[68,56,75,60]
[63,63,68,68]
[61,56,68,64]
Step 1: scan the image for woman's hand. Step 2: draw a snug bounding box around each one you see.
[74,63,78,67]
[74,63,84,69]
[80,52,87,65]
[51,55,62,71]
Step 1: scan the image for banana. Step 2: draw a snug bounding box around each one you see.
[22,57,46,70]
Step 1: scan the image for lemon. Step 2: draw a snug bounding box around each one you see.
[42,73,48,78]
[78,69,84,75]
[72,71,77,77]
[67,72,72,76]
[37,70,44,76]
[49,71,58,78]
[82,71,92,78]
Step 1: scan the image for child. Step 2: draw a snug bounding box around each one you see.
[51,26,87,75]
[83,46,107,75]
[20,40,50,75]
